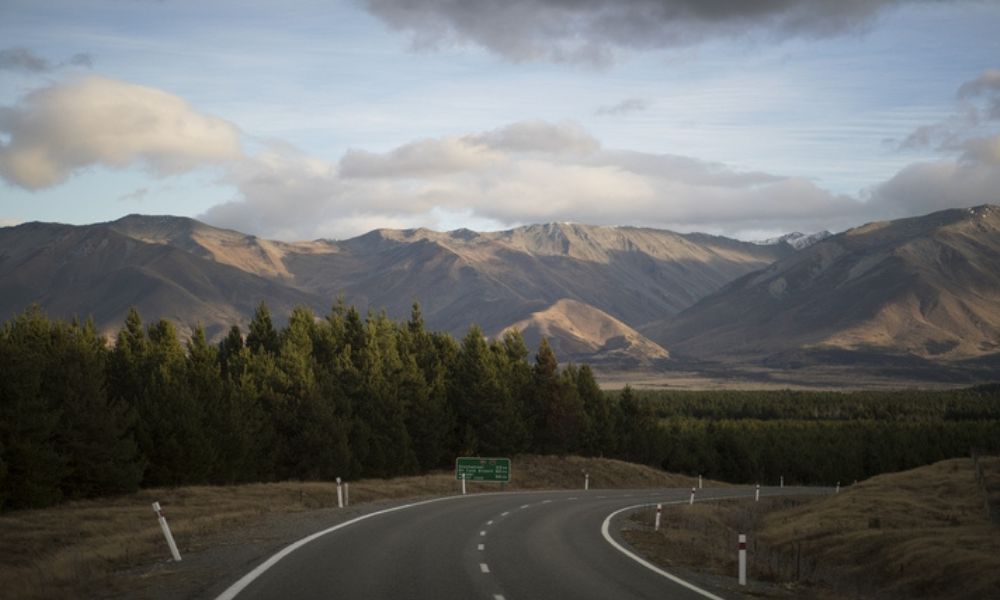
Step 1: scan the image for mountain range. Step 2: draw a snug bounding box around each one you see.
[1,205,998,377]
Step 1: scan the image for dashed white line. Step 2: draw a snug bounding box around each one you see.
[480,530,487,536]
[480,563,491,573]
[493,595,506,600]
[520,504,530,509]
[487,520,494,525]
[478,543,485,551]
[501,511,510,516]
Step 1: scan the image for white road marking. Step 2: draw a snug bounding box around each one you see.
[487,520,493,525]
[501,511,509,516]
[214,495,467,600]
[493,595,506,600]
[568,497,578,500]
[480,530,487,536]
[541,499,552,504]
[601,501,727,600]
[480,562,490,573]
[478,544,485,551]
[520,504,530,509]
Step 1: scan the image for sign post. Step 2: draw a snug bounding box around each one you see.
[455,457,511,485]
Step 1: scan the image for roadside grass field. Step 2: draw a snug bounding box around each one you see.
[625,457,1000,599]
[0,455,697,600]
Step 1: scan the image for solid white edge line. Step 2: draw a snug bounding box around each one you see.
[601,500,727,600]
[214,495,464,600]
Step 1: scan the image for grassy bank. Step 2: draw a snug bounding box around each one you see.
[624,457,1000,599]
[0,455,697,599]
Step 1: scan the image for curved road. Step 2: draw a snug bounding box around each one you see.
[217,486,824,600]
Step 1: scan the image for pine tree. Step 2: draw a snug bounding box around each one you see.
[0,306,65,508]
[246,301,279,356]
[54,319,143,499]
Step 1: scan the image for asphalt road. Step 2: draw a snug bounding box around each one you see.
[217,486,824,600]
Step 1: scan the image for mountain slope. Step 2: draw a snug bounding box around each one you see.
[656,205,1000,361]
[0,220,325,340]
[502,298,670,367]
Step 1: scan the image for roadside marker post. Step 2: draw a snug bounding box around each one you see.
[461,473,467,495]
[689,487,695,505]
[654,503,662,531]
[698,474,702,489]
[585,473,590,491]
[780,475,784,488]
[755,484,760,502]
[738,534,747,585]
[337,477,344,508]
[151,502,182,562]
[345,483,350,507]
[835,481,840,494]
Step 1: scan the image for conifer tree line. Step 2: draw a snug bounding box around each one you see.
[3,302,998,512]
[0,302,654,511]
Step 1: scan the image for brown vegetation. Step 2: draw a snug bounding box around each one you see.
[623,457,1000,599]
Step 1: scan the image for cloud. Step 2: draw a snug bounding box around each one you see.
[900,68,1000,163]
[467,120,600,154]
[363,0,899,65]
[596,98,648,116]
[0,218,23,228]
[0,75,243,189]
[0,47,94,73]
[117,187,149,203]
[200,119,868,240]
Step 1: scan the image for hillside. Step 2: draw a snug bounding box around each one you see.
[654,205,1000,363]
[0,216,788,361]
[503,298,670,366]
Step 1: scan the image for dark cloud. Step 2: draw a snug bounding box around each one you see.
[596,98,648,116]
[0,47,94,73]
[363,0,900,65]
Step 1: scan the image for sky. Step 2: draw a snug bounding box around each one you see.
[1,0,999,241]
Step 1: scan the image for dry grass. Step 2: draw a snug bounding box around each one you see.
[623,458,1000,599]
[0,455,695,599]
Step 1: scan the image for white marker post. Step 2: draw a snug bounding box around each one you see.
[698,474,703,489]
[461,473,467,495]
[337,477,344,508]
[345,482,350,507]
[738,534,747,586]
[780,475,784,488]
[584,473,590,491]
[151,502,182,562]
[654,503,662,532]
[755,483,760,502]
[689,487,695,505]
[835,481,840,494]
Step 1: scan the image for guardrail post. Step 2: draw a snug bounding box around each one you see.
[337,477,344,508]
[151,502,182,562]
[738,534,747,585]
[654,503,662,531]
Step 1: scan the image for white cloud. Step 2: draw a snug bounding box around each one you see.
[0,75,242,189]
[0,218,23,228]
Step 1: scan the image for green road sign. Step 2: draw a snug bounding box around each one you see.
[456,457,511,482]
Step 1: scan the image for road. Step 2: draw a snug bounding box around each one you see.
[216,486,824,600]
